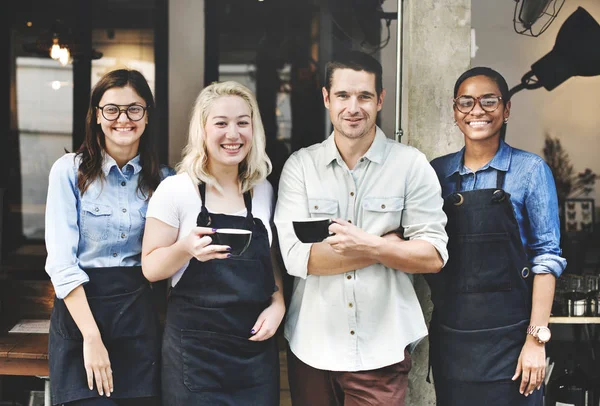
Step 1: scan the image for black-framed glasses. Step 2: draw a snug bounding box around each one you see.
[453,95,503,114]
[97,103,148,121]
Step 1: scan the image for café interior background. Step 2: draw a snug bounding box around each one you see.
[2,0,600,404]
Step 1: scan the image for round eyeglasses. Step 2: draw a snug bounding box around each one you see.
[453,95,503,114]
[98,104,148,122]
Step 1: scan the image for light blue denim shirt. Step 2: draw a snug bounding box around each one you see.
[430,139,566,278]
[45,153,175,299]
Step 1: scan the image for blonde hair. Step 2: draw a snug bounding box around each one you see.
[177,81,272,193]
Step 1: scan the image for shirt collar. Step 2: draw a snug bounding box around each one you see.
[444,139,512,178]
[101,153,142,176]
[324,126,387,167]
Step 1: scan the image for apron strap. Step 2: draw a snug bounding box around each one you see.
[197,183,212,227]
[496,170,506,189]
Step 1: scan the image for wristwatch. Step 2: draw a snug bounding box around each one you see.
[527,325,551,344]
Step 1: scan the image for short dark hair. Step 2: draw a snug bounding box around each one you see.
[453,66,510,102]
[324,50,383,96]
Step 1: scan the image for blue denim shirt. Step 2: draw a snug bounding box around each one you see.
[430,139,566,278]
[45,153,175,299]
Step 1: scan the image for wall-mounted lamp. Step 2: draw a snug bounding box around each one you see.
[510,7,600,97]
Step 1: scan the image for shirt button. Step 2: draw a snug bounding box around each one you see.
[347,275,352,280]
[360,158,365,162]
[350,330,355,335]
[94,207,99,212]
[314,205,319,210]
[121,233,126,239]
[350,192,355,197]
[381,204,386,209]
[348,220,352,224]
[121,181,126,186]
[112,253,117,257]
[348,303,353,308]
[122,208,127,213]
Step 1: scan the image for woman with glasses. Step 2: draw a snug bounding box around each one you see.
[427,67,565,406]
[141,81,284,405]
[45,69,174,406]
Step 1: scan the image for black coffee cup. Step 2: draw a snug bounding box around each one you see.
[292,218,333,243]
[214,228,252,256]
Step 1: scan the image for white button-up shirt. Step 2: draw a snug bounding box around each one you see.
[274,127,448,371]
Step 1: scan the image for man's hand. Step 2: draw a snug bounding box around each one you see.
[324,219,381,258]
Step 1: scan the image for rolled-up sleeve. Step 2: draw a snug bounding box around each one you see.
[403,152,449,265]
[525,160,567,277]
[274,153,312,279]
[44,155,89,299]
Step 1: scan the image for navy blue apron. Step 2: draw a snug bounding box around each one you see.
[161,183,279,406]
[48,266,161,405]
[426,170,542,406]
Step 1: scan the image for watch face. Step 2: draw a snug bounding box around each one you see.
[538,327,551,342]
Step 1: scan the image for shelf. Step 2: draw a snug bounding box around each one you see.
[549,316,600,324]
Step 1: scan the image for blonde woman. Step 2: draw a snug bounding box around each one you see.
[141,81,284,405]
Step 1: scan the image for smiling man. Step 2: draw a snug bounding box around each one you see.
[274,51,449,406]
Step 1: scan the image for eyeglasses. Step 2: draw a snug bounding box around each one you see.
[97,104,148,121]
[453,95,503,114]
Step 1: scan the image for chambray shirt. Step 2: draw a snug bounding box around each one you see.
[274,127,448,371]
[45,153,175,299]
[430,139,566,278]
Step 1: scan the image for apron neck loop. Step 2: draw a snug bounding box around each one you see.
[454,168,506,192]
[196,182,254,228]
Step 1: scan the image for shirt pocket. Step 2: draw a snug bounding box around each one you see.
[80,201,113,242]
[308,198,338,218]
[362,197,404,233]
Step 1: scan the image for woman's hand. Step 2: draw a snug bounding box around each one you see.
[248,296,285,342]
[183,227,230,262]
[512,336,546,396]
[83,332,113,397]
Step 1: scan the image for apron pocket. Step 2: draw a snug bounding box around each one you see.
[52,284,155,340]
[452,232,512,293]
[52,297,83,340]
[89,284,156,338]
[195,258,275,306]
[181,329,275,392]
[433,319,528,382]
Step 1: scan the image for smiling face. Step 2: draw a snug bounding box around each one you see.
[454,75,510,145]
[96,86,147,156]
[204,95,253,172]
[323,68,385,141]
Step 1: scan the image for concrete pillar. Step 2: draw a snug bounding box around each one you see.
[168,0,205,167]
[402,1,470,405]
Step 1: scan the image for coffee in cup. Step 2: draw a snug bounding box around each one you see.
[292,218,333,243]
[213,228,252,256]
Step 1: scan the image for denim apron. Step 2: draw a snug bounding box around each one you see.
[48,266,161,405]
[426,170,542,406]
[161,183,279,406]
